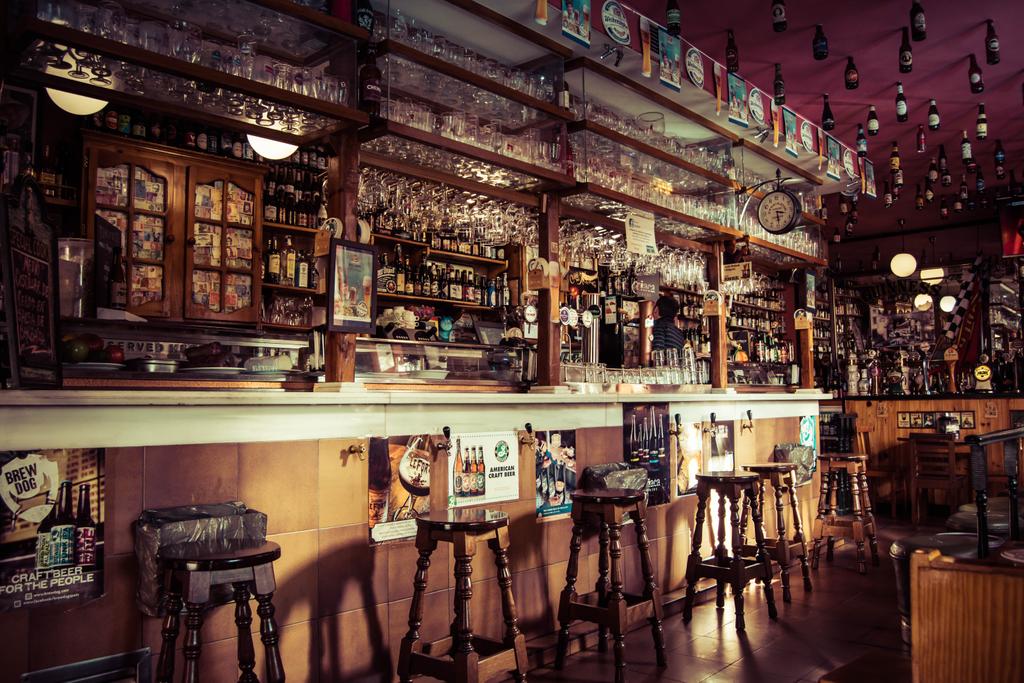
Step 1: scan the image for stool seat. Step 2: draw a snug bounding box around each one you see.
[820,453,868,462]
[159,539,281,572]
[696,471,758,484]
[415,508,508,532]
[945,510,1021,534]
[958,497,1012,514]
[743,462,799,474]
[571,487,644,504]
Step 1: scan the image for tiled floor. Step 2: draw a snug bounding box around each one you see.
[523,522,912,683]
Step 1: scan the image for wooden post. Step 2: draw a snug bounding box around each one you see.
[709,242,728,390]
[798,327,814,389]
[325,129,360,383]
[537,194,561,386]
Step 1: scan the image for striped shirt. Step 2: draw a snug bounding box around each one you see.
[652,317,687,351]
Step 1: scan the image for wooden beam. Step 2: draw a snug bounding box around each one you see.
[537,194,561,386]
[798,326,814,390]
[325,129,360,383]
[709,242,728,389]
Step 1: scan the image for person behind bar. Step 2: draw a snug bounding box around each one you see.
[652,295,686,353]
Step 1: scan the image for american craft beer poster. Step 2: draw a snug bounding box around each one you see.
[447,431,520,508]
[0,449,104,612]
[367,435,437,543]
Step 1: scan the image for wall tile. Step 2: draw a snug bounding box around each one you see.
[239,441,318,534]
[104,447,143,557]
[0,611,29,683]
[267,529,319,627]
[511,566,553,637]
[318,439,369,528]
[143,443,239,509]
[318,605,390,682]
[387,539,448,602]
[318,524,388,616]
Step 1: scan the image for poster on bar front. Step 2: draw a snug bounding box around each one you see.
[448,431,520,508]
[658,29,681,91]
[530,429,578,518]
[368,434,439,543]
[623,403,671,505]
[726,72,748,128]
[561,0,591,48]
[0,449,104,612]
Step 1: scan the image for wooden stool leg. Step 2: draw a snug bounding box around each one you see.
[490,528,528,683]
[632,503,666,668]
[772,481,791,603]
[845,466,866,575]
[596,521,610,653]
[608,520,627,683]
[555,508,585,669]
[398,527,437,683]
[811,464,832,570]
[683,484,708,623]
[826,471,838,562]
[452,533,479,683]
[747,486,777,620]
[787,477,813,592]
[728,493,747,631]
[858,468,881,566]
[255,592,284,683]
[156,574,183,683]
[715,492,728,609]
[232,583,258,683]
[182,602,204,683]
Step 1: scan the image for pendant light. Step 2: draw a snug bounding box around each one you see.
[913,293,932,311]
[246,134,299,160]
[46,88,107,115]
[919,236,944,284]
[939,295,957,313]
[889,218,917,277]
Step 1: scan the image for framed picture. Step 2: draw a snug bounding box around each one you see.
[910,413,923,428]
[923,412,935,428]
[897,412,910,428]
[960,411,976,429]
[326,239,377,334]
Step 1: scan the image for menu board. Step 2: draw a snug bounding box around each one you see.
[0,176,61,387]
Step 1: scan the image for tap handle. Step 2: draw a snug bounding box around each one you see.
[746,409,753,422]
[709,412,717,425]
[443,426,451,440]
[526,422,533,435]
[674,413,682,427]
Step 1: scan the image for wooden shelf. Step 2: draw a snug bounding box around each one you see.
[371,234,508,267]
[360,120,575,189]
[569,119,739,190]
[730,299,785,314]
[660,285,705,296]
[559,201,715,253]
[263,222,321,235]
[747,235,828,267]
[262,282,324,296]
[378,292,494,311]
[261,321,314,331]
[728,324,780,334]
[379,40,574,122]
[43,195,79,207]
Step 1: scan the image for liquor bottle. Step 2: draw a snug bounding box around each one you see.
[450,267,462,301]
[117,110,131,136]
[558,82,571,109]
[359,44,383,116]
[265,236,281,284]
[725,29,739,73]
[976,167,986,194]
[453,437,464,497]
[75,483,96,566]
[994,140,1006,179]
[927,99,940,130]
[403,258,414,295]
[264,179,278,223]
[844,57,859,90]
[35,493,58,568]
[899,27,913,73]
[856,125,867,158]
[310,254,320,291]
[960,130,974,172]
[220,129,233,156]
[985,19,999,65]
[109,246,127,309]
[232,133,243,159]
[894,166,904,190]
[37,144,57,188]
[771,0,786,31]
[975,103,987,140]
[889,141,901,171]
[910,0,926,41]
[50,480,76,568]
[915,184,925,210]
[866,105,879,136]
[812,24,828,60]
[131,111,147,139]
[430,266,441,298]
[938,145,951,186]
[394,253,406,295]
[197,125,209,152]
[916,125,926,153]
[939,195,949,218]
[968,54,984,94]
[821,94,835,131]
[666,0,681,36]
[773,63,785,105]
[883,180,893,208]
[895,81,908,122]
[296,250,310,289]
[148,116,164,143]
[283,236,297,284]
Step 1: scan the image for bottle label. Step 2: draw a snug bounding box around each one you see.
[928,113,939,127]
[987,38,999,52]
[362,80,382,102]
[962,142,972,159]
[50,525,75,567]
[476,472,485,493]
[35,532,52,568]
[265,204,278,222]
[111,282,127,308]
[197,133,208,150]
[268,254,281,276]
[976,124,988,137]
[970,72,981,84]
[772,5,784,22]
[896,101,907,116]
[867,119,879,132]
[76,526,96,566]
[298,262,309,288]
[913,14,926,33]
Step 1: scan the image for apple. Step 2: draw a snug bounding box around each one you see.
[79,333,104,352]
[63,339,89,363]
[106,344,125,364]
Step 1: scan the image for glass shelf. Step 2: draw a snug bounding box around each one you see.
[560,188,726,243]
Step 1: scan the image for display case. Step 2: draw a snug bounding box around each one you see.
[355,338,525,385]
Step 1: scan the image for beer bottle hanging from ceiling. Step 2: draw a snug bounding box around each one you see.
[910,0,926,41]
[845,57,859,90]
[959,174,969,201]
[867,105,879,136]
[915,184,925,210]
[985,19,999,65]
[812,24,829,60]
[953,190,964,213]
[939,196,949,218]
[961,130,976,173]
[938,144,951,186]
[895,81,908,122]
[927,99,940,130]
[994,140,1006,179]
[899,27,913,73]
[890,141,901,171]
[883,180,893,207]
[821,93,835,130]
[975,103,988,140]
[924,179,935,203]
[856,125,867,157]
[916,124,926,153]
[666,0,681,37]
[774,63,785,105]
[725,29,740,72]
[772,0,786,32]
[968,54,984,94]
[976,166,986,193]
[927,158,938,183]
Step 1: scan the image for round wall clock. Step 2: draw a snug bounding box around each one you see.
[757,188,800,234]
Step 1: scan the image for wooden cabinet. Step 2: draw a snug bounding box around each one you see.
[83,132,265,323]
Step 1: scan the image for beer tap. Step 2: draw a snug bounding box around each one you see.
[439,426,452,454]
[741,409,754,434]
[703,412,718,435]
[919,342,932,395]
[520,423,537,449]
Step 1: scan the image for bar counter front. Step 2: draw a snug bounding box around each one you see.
[0,388,827,681]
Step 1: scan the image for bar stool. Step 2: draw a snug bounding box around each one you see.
[812,454,880,574]
[156,539,284,683]
[554,488,666,683]
[740,463,813,602]
[682,472,777,631]
[397,509,527,683]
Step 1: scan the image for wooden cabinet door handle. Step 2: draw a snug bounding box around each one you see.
[164,233,176,244]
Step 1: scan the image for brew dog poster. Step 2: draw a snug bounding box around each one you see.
[0,449,104,612]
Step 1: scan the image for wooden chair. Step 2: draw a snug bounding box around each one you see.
[910,548,1024,683]
[859,424,906,518]
[909,434,968,527]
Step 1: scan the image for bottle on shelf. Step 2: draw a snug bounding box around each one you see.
[109,246,127,310]
[265,236,281,284]
[359,44,383,116]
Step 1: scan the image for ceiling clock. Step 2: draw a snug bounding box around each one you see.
[757,186,800,234]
